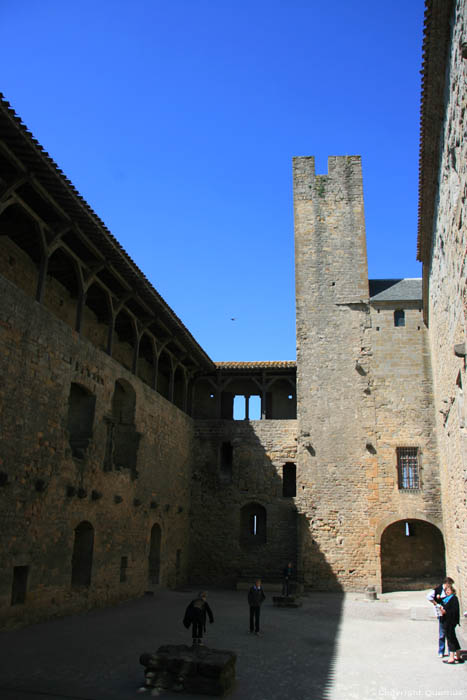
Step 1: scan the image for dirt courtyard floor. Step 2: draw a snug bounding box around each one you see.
[0,588,465,700]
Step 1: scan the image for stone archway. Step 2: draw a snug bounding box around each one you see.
[380,519,445,592]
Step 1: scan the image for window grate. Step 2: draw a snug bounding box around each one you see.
[397,447,420,489]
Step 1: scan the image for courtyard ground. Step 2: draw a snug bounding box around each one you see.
[0,588,465,700]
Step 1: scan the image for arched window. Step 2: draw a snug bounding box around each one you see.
[240,503,267,545]
[71,521,94,588]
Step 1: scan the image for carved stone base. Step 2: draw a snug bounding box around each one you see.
[140,644,236,696]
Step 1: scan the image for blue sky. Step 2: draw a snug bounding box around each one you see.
[1,0,425,361]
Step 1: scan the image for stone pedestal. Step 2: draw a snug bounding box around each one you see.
[140,644,236,696]
[272,595,302,608]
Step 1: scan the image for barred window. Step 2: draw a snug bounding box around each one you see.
[397,447,420,489]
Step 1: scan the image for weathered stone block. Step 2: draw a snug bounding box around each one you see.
[140,644,236,696]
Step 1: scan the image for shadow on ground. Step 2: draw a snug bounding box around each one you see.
[0,588,344,700]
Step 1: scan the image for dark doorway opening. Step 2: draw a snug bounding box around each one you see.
[11,565,29,605]
[71,521,94,588]
[381,519,445,592]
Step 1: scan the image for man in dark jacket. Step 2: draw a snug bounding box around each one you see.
[248,579,266,636]
[183,591,214,646]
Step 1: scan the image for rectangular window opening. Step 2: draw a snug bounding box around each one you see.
[233,395,246,420]
[397,447,420,490]
[248,395,261,420]
[282,463,297,497]
[11,565,29,605]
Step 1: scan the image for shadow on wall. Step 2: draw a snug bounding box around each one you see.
[190,419,344,699]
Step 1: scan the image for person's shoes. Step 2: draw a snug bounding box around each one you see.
[198,640,204,646]
[438,653,444,658]
[249,630,254,634]
[255,631,262,636]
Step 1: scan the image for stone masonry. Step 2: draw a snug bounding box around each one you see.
[418,0,467,606]
[1,0,466,628]
[293,156,442,592]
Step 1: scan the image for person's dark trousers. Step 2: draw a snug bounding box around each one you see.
[250,605,260,632]
[438,618,446,655]
[192,620,203,640]
[445,624,461,653]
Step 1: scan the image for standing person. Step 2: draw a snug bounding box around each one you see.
[282,561,294,596]
[248,579,266,636]
[183,591,214,646]
[426,577,454,657]
[440,583,464,664]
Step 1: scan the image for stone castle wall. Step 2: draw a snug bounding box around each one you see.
[0,273,194,628]
[189,419,298,586]
[426,0,467,607]
[293,156,441,591]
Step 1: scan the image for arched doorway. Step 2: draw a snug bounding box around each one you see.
[71,521,94,588]
[148,524,161,584]
[381,519,445,592]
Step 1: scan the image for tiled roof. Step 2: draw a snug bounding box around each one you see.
[369,279,422,302]
[0,93,214,370]
[215,361,296,370]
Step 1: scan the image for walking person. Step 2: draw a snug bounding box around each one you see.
[439,583,464,664]
[248,578,266,636]
[183,591,214,646]
[426,576,454,657]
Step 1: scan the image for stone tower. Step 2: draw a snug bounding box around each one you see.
[294,156,375,589]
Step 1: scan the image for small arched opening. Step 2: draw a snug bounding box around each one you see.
[71,521,94,588]
[381,519,445,592]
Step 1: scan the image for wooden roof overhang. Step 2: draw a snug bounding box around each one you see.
[196,361,297,391]
[0,94,214,374]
